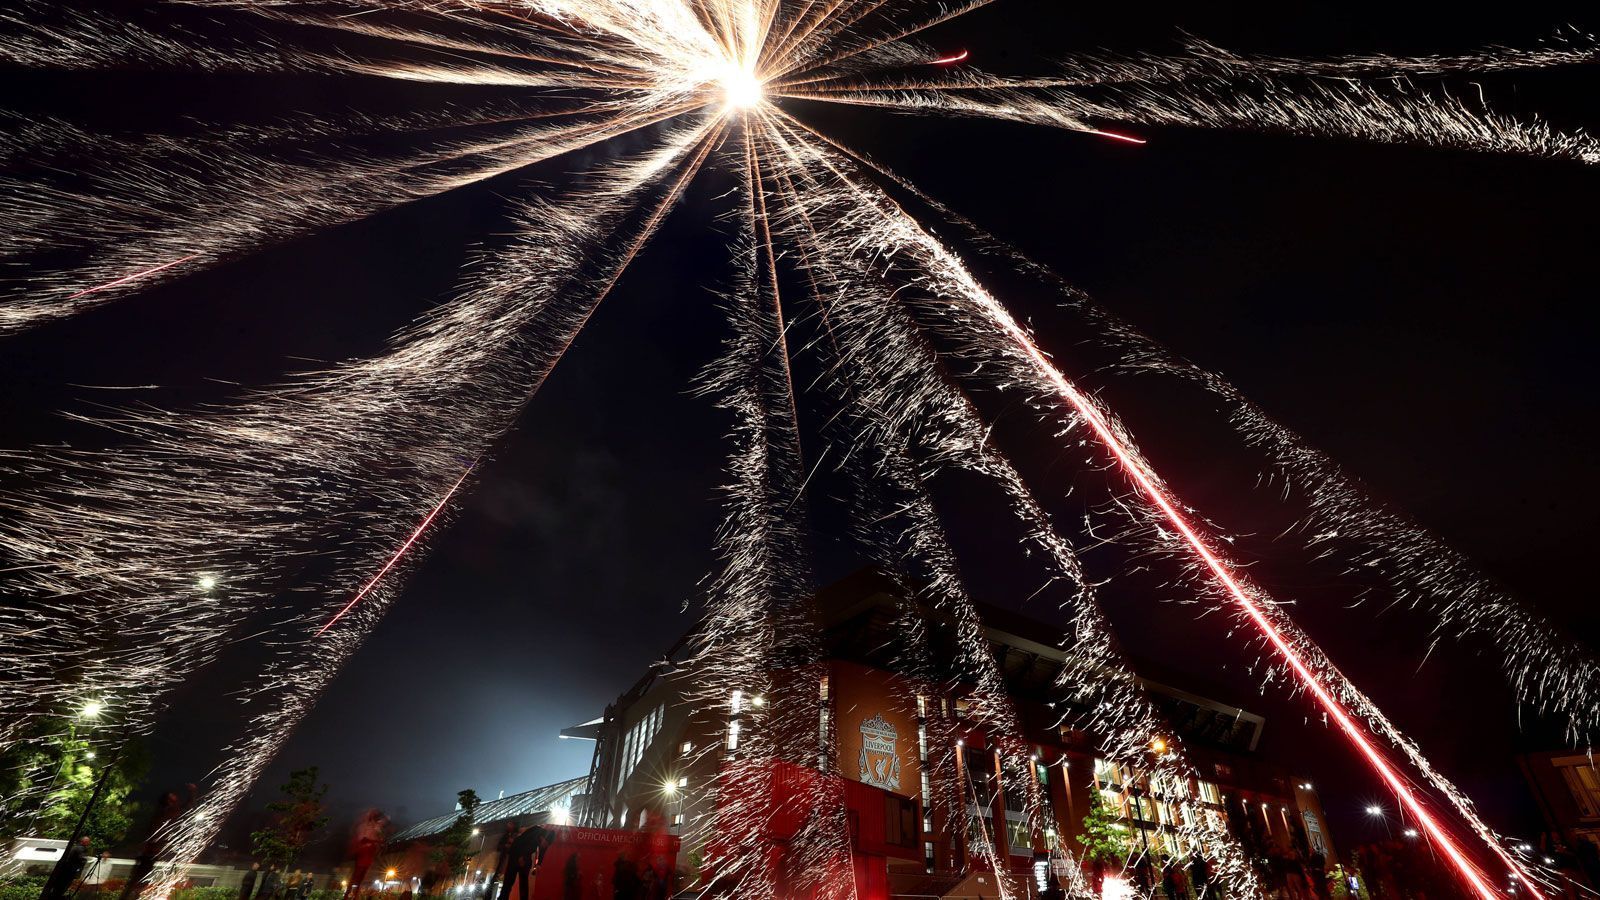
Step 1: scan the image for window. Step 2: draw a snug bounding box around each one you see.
[617,705,664,786]
[1094,758,1131,788]
[884,794,918,849]
[924,841,936,874]
[680,741,692,755]
[727,719,741,752]
[1213,763,1234,780]
[1199,781,1222,805]
[677,776,688,788]
[1006,818,1033,857]
[1558,760,1600,819]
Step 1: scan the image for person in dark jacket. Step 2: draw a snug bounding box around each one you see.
[488,821,517,898]
[119,786,197,900]
[238,863,261,900]
[1188,851,1212,899]
[46,837,92,900]
[497,826,552,900]
[257,865,281,900]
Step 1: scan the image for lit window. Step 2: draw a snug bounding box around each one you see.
[677,776,688,788]
[680,741,693,756]
[731,690,743,714]
[727,720,741,751]
[1558,761,1600,819]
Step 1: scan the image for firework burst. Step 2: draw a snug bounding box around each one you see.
[1,2,1596,898]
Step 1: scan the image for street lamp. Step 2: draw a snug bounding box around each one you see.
[197,574,218,592]
[1366,805,1391,838]
[1403,828,1419,839]
[79,700,103,720]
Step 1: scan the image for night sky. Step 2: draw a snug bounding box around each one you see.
[4,0,1599,866]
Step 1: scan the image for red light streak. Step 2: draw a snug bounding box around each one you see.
[66,254,201,299]
[315,466,473,637]
[929,50,969,65]
[1089,129,1147,145]
[973,300,1518,900]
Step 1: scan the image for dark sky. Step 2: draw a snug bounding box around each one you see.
[3,0,1598,864]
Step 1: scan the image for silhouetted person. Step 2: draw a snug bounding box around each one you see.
[1041,875,1065,900]
[611,852,639,900]
[239,863,261,900]
[345,810,388,899]
[1162,857,1184,900]
[119,785,196,900]
[1189,852,1212,900]
[498,826,551,900]
[258,866,281,900]
[46,836,92,900]
[489,821,517,897]
[562,854,581,900]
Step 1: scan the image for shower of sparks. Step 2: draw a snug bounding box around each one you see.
[314,465,475,637]
[1,1,1596,898]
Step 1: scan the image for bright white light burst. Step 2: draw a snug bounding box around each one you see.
[0,3,1596,899]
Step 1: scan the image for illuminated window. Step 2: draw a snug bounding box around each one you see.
[1557,760,1600,819]
[924,841,936,874]
[1199,781,1222,805]
[618,705,663,786]
[727,719,741,752]
[680,741,692,756]
[1006,818,1033,856]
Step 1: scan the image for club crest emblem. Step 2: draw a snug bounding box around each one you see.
[857,713,901,791]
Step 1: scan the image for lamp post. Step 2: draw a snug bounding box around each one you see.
[1365,804,1391,839]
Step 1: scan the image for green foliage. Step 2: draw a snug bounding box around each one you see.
[0,717,149,849]
[171,887,237,900]
[250,768,330,869]
[0,876,50,900]
[427,789,482,882]
[1077,786,1131,864]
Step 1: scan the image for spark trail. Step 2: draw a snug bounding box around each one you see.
[0,2,1594,898]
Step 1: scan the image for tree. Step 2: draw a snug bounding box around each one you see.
[0,717,149,849]
[1077,786,1131,864]
[251,767,330,869]
[428,789,481,887]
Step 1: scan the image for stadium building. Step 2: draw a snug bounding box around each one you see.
[562,571,1339,898]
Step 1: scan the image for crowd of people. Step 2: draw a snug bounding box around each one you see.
[236,863,320,900]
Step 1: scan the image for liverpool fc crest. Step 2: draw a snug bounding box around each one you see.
[857,713,901,791]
